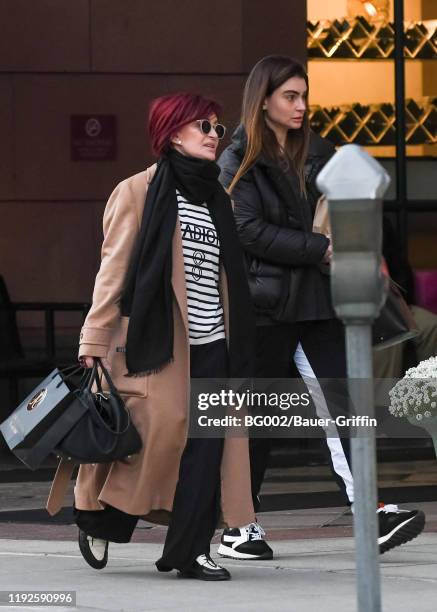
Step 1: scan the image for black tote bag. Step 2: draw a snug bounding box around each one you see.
[55,359,142,464]
[373,281,418,350]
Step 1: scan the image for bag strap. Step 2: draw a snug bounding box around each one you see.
[46,458,76,516]
[93,358,132,437]
[95,358,120,397]
[53,364,93,389]
[59,364,85,380]
[78,366,93,390]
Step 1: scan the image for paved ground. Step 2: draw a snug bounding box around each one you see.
[1,524,437,612]
[0,453,436,610]
[0,503,436,612]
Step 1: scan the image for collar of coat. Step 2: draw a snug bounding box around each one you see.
[145,163,157,185]
[228,124,335,175]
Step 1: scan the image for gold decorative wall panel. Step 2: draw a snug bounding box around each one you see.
[307,17,437,59]
[309,98,436,146]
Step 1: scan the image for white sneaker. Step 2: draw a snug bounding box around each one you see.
[351,503,426,554]
[218,522,273,560]
[377,503,425,554]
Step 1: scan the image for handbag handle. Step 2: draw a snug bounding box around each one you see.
[84,360,122,402]
[95,359,121,398]
[96,359,133,437]
[80,359,133,439]
[54,364,93,389]
[59,364,85,379]
[85,362,99,392]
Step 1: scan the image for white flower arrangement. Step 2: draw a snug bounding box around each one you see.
[389,356,437,422]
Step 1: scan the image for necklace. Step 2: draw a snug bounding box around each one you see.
[278,153,290,173]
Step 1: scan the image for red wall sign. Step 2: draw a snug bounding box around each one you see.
[70,115,117,161]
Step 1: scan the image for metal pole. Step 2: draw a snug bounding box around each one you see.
[316,145,390,612]
[347,325,381,612]
[394,0,408,257]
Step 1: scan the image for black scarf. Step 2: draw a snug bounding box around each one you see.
[121,148,254,377]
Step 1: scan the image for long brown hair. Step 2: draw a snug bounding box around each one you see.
[228,55,310,195]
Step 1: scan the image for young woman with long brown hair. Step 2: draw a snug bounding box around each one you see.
[217,55,425,558]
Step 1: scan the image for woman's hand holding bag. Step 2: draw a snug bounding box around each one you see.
[79,355,111,371]
[55,358,142,464]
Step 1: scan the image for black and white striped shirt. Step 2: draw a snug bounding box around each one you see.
[177,190,226,346]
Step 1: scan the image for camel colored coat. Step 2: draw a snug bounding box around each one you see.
[47,165,255,528]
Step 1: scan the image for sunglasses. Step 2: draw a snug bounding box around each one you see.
[196,119,226,140]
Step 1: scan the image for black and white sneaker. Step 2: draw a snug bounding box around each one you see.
[78,529,109,570]
[377,504,425,554]
[178,554,231,581]
[218,522,273,560]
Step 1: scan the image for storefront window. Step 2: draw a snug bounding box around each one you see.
[307,0,436,158]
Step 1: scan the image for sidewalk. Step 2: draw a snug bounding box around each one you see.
[0,456,436,611]
[1,503,437,612]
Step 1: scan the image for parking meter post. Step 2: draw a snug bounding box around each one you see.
[346,324,380,612]
[316,145,390,612]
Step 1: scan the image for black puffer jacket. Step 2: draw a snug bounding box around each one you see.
[218,126,336,324]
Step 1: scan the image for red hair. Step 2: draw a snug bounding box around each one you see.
[148,93,222,156]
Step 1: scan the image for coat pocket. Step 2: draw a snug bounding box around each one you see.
[102,317,148,398]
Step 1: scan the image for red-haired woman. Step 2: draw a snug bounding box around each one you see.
[66,93,270,580]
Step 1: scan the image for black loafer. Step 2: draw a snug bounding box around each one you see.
[78,529,109,570]
[178,554,231,581]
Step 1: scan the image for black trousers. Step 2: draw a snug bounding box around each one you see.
[250,319,351,505]
[74,339,228,571]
